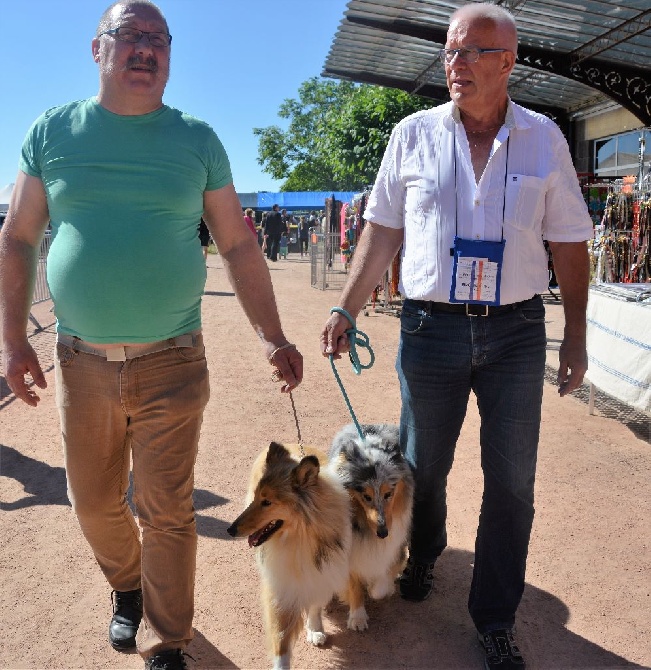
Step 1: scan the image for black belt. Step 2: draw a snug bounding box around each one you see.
[405,296,538,317]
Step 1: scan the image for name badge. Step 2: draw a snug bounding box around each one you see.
[449,236,506,306]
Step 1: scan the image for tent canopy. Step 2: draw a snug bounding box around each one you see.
[239,191,356,211]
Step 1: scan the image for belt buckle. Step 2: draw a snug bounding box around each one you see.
[466,303,489,317]
[106,347,127,362]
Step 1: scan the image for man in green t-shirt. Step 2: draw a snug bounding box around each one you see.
[0,2,303,669]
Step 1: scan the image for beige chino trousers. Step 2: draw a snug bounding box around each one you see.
[54,334,210,656]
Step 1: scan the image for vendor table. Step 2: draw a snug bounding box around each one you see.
[585,284,651,413]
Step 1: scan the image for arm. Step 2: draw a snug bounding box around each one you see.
[203,184,302,392]
[321,221,404,357]
[0,171,51,406]
[547,240,590,397]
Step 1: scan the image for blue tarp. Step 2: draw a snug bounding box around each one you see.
[237,191,356,211]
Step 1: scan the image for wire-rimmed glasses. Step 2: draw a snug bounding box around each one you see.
[99,27,172,47]
[439,46,509,64]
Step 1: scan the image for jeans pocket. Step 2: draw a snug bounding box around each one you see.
[174,336,206,362]
[56,342,76,368]
[400,307,426,335]
[518,302,546,324]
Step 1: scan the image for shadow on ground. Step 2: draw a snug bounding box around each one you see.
[322,547,645,670]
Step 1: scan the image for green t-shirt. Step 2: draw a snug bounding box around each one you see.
[20,98,232,343]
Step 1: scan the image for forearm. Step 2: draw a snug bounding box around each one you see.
[548,241,590,339]
[0,233,39,345]
[221,235,288,351]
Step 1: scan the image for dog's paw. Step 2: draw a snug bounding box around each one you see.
[369,578,395,600]
[306,629,327,646]
[347,607,369,631]
[272,654,290,670]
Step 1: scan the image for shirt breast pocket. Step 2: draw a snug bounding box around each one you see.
[504,174,546,231]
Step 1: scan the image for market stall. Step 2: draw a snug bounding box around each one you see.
[585,283,651,413]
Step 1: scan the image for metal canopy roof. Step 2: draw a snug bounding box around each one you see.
[323,0,651,125]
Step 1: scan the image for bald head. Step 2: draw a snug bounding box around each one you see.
[450,3,518,55]
[96,0,168,36]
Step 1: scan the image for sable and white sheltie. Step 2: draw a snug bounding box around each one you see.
[328,423,414,632]
[227,441,351,670]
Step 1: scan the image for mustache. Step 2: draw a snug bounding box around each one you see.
[126,56,158,71]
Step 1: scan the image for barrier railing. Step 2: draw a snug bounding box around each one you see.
[310,231,349,291]
[29,231,52,330]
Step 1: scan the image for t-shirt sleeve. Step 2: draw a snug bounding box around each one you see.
[204,129,233,192]
[18,113,48,179]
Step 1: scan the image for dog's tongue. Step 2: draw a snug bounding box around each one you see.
[247,531,262,548]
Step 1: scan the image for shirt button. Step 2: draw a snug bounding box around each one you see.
[474,199,480,206]
[475,234,481,239]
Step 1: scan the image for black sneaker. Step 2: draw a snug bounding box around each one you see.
[399,556,435,601]
[109,588,142,650]
[145,649,191,670]
[478,629,526,669]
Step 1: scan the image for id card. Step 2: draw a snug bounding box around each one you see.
[449,237,506,305]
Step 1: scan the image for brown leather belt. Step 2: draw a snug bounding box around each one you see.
[405,296,539,317]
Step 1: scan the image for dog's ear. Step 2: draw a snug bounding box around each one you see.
[341,440,363,462]
[266,441,291,465]
[292,455,320,489]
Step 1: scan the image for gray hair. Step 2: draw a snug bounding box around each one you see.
[450,3,518,53]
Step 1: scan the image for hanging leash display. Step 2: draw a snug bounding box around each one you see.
[328,307,375,441]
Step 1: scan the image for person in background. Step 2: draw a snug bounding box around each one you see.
[243,207,257,238]
[320,4,592,669]
[197,217,211,262]
[298,215,310,257]
[279,231,289,259]
[260,211,268,251]
[0,2,303,669]
[264,204,284,262]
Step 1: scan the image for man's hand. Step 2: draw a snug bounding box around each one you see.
[3,340,47,407]
[557,335,588,397]
[320,312,354,360]
[267,343,303,393]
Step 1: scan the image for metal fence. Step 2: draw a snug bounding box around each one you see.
[310,231,350,291]
[29,231,52,330]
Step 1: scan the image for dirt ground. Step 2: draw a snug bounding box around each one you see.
[1,252,649,670]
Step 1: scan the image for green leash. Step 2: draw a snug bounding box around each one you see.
[328,307,375,441]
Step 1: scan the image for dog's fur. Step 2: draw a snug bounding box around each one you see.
[328,423,414,632]
[227,441,351,670]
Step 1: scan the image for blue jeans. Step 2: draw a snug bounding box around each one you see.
[396,297,546,633]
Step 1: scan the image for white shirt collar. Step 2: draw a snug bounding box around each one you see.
[446,98,527,131]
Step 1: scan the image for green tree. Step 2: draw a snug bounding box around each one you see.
[253,78,357,191]
[322,86,433,188]
[254,78,434,191]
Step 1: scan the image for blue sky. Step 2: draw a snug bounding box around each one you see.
[0,0,349,193]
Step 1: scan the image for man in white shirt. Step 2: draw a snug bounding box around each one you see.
[321,4,592,669]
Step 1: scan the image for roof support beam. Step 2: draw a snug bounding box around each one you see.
[324,67,567,121]
[345,13,651,125]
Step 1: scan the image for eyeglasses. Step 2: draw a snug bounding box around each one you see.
[99,26,172,48]
[438,47,509,64]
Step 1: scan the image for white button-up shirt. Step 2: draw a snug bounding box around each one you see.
[364,100,593,305]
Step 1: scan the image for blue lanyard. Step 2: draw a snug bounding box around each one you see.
[453,126,510,243]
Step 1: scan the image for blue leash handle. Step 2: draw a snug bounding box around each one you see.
[328,307,375,440]
[329,307,375,375]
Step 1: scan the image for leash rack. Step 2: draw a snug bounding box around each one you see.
[364,251,403,318]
